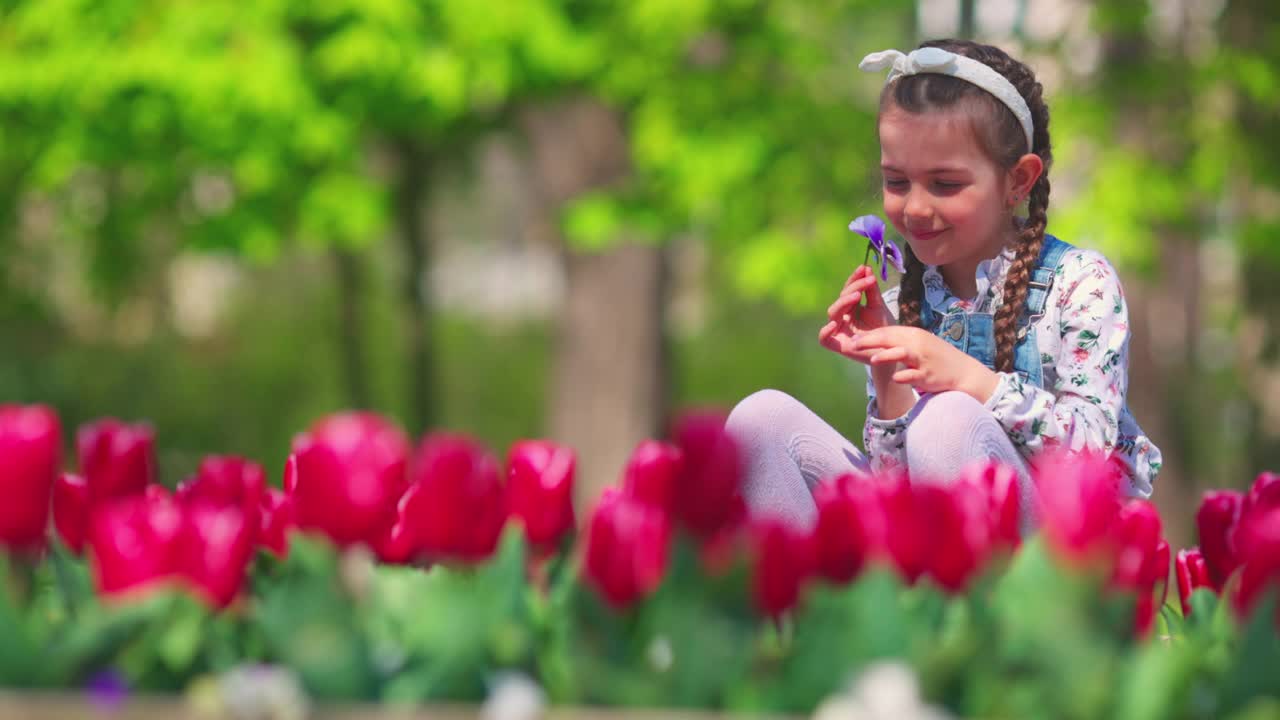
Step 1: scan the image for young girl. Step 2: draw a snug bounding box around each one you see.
[726,39,1161,532]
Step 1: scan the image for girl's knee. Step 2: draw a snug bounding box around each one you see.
[914,390,986,422]
[726,388,801,435]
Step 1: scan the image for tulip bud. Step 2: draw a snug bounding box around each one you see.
[177,503,254,608]
[1175,547,1212,616]
[258,488,294,558]
[750,518,816,617]
[53,472,90,553]
[812,473,876,585]
[397,433,507,563]
[0,404,62,552]
[1232,506,1280,619]
[1196,490,1243,591]
[671,411,743,539]
[88,494,184,599]
[77,419,155,505]
[177,456,267,543]
[584,489,670,609]
[917,481,992,594]
[1034,449,1123,563]
[872,472,927,584]
[958,461,1022,550]
[506,440,576,551]
[622,440,683,514]
[290,412,409,550]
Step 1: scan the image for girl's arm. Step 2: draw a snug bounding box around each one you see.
[983,250,1130,460]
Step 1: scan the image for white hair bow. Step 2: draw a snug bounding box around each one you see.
[860,47,1035,152]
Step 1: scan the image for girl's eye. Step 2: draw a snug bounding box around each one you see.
[933,181,964,192]
[883,178,908,189]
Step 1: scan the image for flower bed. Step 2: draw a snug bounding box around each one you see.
[1,404,1279,718]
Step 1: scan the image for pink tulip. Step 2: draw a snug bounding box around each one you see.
[1196,490,1243,591]
[506,440,576,551]
[670,411,743,539]
[583,488,671,609]
[622,440,683,514]
[812,473,877,585]
[76,419,155,505]
[1175,548,1212,616]
[53,472,91,552]
[396,433,507,563]
[290,412,409,551]
[1034,449,1123,563]
[750,518,816,617]
[0,404,62,552]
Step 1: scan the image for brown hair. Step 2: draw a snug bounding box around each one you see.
[880,40,1052,372]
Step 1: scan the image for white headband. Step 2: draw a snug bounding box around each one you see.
[860,47,1034,153]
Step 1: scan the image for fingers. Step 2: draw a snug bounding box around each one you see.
[869,347,911,366]
[828,276,880,320]
[892,368,925,386]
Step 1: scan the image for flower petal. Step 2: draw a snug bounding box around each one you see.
[884,239,906,273]
[848,215,884,248]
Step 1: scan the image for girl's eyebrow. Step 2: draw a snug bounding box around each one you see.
[880,164,971,174]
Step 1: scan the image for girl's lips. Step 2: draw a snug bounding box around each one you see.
[909,228,946,241]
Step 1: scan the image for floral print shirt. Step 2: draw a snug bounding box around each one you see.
[862,243,1160,498]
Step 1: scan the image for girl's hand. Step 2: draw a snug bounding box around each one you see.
[818,265,894,363]
[852,326,1001,402]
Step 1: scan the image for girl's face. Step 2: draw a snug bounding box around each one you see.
[878,108,1014,272]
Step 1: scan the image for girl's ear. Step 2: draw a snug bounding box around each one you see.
[1007,153,1044,205]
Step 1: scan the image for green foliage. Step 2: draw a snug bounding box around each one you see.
[5,529,1280,716]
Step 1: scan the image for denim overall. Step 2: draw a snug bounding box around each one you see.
[920,235,1072,388]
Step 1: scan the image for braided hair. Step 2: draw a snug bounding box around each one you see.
[881,40,1052,373]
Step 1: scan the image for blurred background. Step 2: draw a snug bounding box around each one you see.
[1,0,1277,547]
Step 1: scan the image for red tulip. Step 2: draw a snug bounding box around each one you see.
[671,411,744,539]
[917,482,992,593]
[76,419,155,505]
[258,488,293,558]
[622,440,683,514]
[1154,539,1171,609]
[1242,472,1280,518]
[176,456,266,541]
[290,412,409,550]
[1196,490,1243,591]
[1176,548,1212,616]
[583,488,671,609]
[282,453,298,493]
[750,518,816,617]
[0,404,62,552]
[53,472,90,552]
[1034,449,1123,563]
[812,473,876,585]
[396,433,507,563]
[506,440,576,551]
[87,494,184,599]
[177,503,254,608]
[959,461,1022,550]
[1110,500,1164,591]
[1232,506,1280,619]
[872,472,928,584]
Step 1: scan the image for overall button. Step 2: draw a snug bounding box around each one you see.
[947,322,964,341]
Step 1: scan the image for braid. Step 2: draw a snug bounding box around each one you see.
[993,173,1049,370]
[882,40,1053,372]
[896,243,926,328]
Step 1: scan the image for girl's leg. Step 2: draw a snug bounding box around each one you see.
[725,389,871,531]
[903,391,1039,535]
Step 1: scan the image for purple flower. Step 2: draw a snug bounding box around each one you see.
[849,215,905,281]
[87,669,129,712]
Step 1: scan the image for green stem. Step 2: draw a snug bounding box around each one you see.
[51,543,78,620]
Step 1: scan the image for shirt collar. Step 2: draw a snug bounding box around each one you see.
[922,243,1017,313]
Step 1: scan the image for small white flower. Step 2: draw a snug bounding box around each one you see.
[482,672,546,720]
[218,664,309,720]
[647,634,675,673]
[811,661,954,720]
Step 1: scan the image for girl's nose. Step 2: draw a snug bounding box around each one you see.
[904,188,932,221]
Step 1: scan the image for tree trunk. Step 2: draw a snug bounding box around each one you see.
[521,99,667,508]
[332,247,371,409]
[395,140,435,434]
